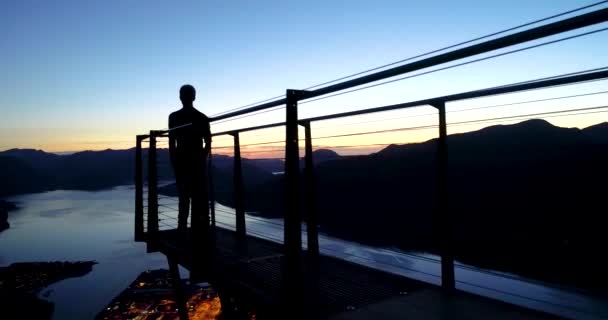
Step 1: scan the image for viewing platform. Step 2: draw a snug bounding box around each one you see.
[144,227,556,319]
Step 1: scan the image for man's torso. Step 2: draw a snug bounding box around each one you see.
[169,108,210,162]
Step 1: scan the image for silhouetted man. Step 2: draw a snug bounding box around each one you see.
[169,85,212,233]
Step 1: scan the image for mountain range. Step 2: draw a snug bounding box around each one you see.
[312,120,608,290]
[1,119,607,290]
[0,146,300,197]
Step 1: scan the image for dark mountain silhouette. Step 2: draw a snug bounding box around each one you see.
[246,158,284,173]
[313,119,608,290]
[0,149,140,195]
[0,156,54,196]
[51,149,137,190]
[302,148,341,166]
[582,121,608,143]
[0,149,62,170]
[0,147,291,197]
[311,148,340,159]
[1,120,606,290]
[0,261,96,320]
[210,154,234,170]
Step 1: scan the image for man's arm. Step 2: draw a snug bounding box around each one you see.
[168,114,178,171]
[203,119,212,157]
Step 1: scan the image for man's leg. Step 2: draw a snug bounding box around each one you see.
[191,172,210,242]
[176,178,190,231]
[190,168,211,282]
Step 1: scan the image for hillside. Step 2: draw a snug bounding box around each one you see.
[311,119,608,289]
[0,156,54,196]
[0,147,292,197]
[1,120,606,289]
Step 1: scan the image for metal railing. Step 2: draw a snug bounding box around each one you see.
[134,6,608,296]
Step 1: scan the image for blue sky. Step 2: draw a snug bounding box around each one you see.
[1,0,607,152]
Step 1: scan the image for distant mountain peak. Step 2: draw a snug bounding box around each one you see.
[472,119,582,139]
[584,122,608,130]
[313,149,340,158]
[582,121,608,144]
[2,148,48,154]
[516,118,553,127]
[377,144,402,154]
[376,118,591,158]
[0,149,61,162]
[480,118,556,133]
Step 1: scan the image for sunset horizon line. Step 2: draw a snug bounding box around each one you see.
[2,117,605,156]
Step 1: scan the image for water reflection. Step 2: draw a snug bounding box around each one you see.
[3,186,168,319]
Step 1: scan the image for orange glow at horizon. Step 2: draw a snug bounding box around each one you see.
[208,113,607,159]
[2,86,606,155]
[3,112,601,156]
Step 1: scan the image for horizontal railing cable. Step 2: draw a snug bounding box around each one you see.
[159,204,179,212]
[212,105,286,125]
[203,67,608,140]
[299,27,608,105]
[309,105,608,141]
[214,208,285,229]
[210,104,608,155]
[311,89,608,131]
[481,66,608,90]
[210,1,608,118]
[209,8,608,122]
[303,1,608,92]
[158,200,179,205]
[210,26,608,126]
[301,68,608,124]
[157,213,177,220]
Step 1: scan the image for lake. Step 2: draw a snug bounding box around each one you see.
[1,186,607,319]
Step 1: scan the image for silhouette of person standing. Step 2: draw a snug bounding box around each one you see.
[169,85,212,234]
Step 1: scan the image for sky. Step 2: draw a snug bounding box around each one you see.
[1,0,607,155]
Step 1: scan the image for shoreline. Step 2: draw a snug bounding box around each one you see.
[0,199,17,232]
[0,261,96,320]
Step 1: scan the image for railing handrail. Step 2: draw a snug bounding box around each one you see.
[201,67,608,138]
[209,8,608,122]
[145,68,608,139]
[140,7,608,138]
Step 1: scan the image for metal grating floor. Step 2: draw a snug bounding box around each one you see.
[155,227,424,316]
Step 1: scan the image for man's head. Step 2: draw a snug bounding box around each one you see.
[179,84,196,104]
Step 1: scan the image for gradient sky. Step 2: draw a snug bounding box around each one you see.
[1,0,607,154]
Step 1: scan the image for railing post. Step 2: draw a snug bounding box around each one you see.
[233,132,246,238]
[433,101,455,291]
[147,131,159,242]
[134,135,145,241]
[302,121,319,260]
[284,89,303,309]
